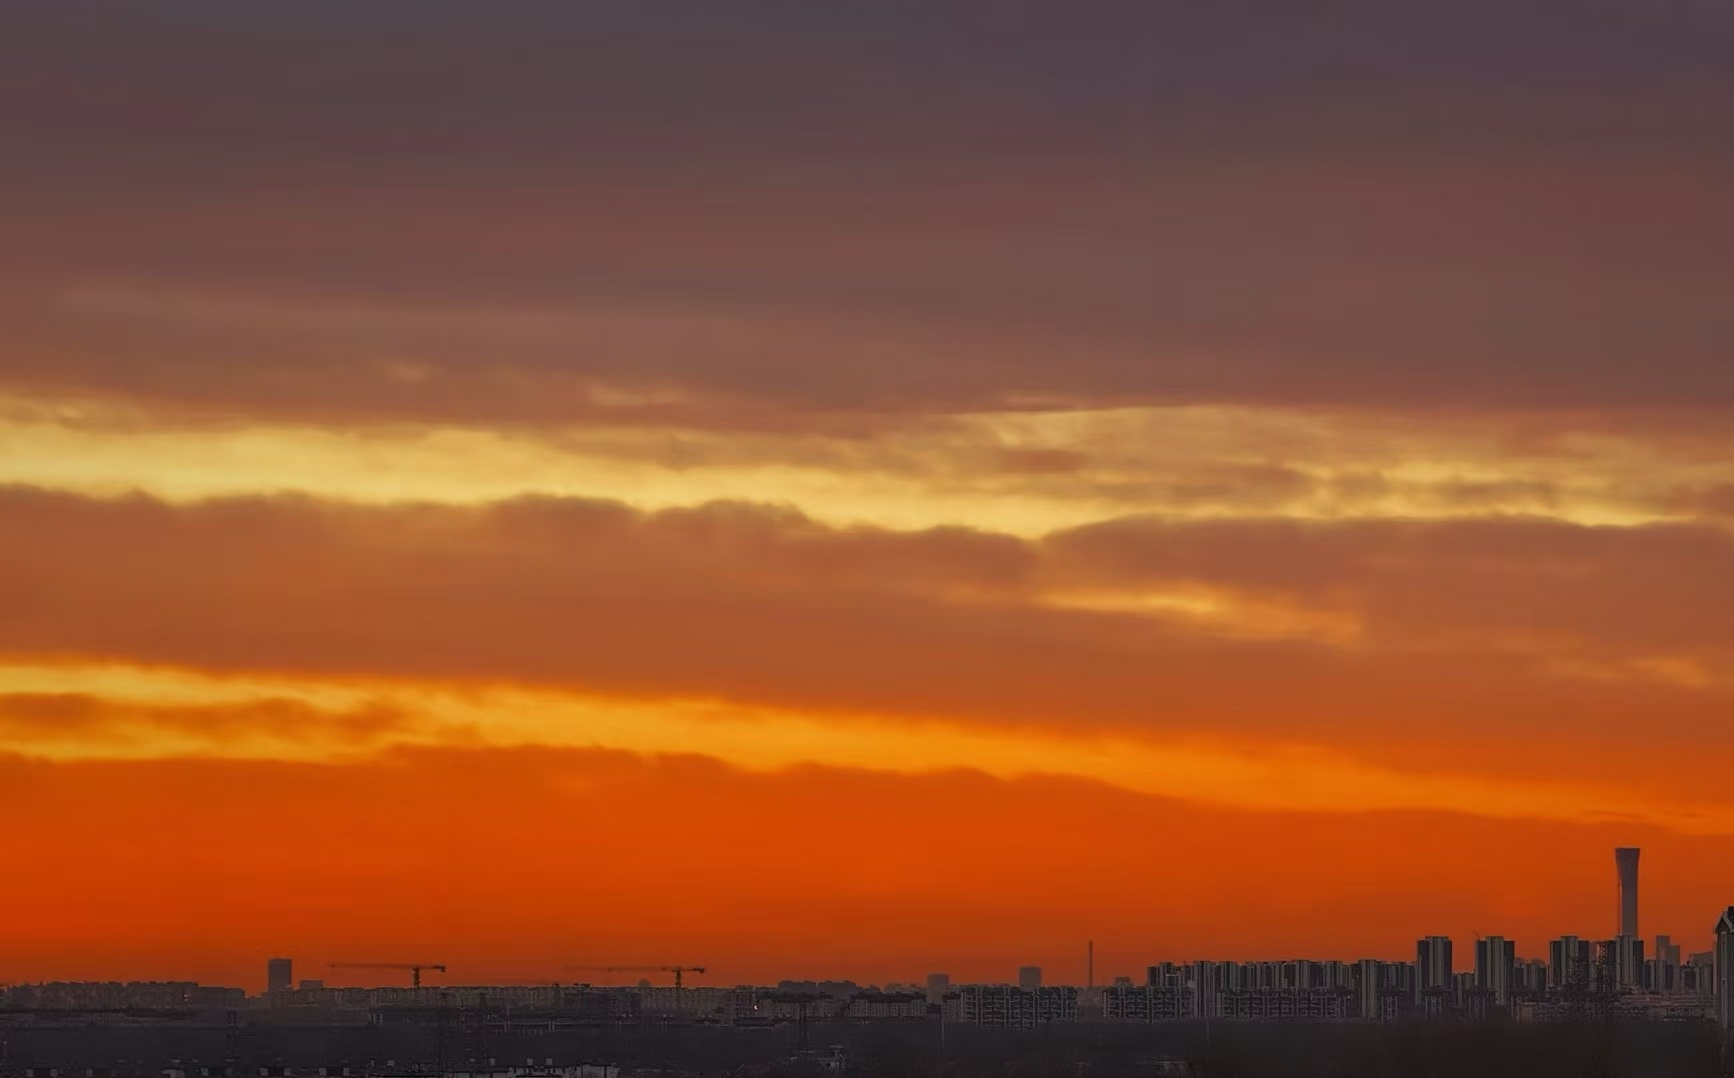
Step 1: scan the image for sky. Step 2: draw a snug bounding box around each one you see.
[4,1,1734,991]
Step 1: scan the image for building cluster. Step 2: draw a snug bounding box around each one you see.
[1067,850,1731,1029]
[0,982,247,1011]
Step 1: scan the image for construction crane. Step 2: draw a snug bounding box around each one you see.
[565,965,706,989]
[328,962,447,988]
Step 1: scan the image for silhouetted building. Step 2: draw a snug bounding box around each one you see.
[1353,959,1385,1021]
[1613,934,1646,991]
[1189,961,1224,1019]
[267,958,293,995]
[1655,934,1681,992]
[1017,966,1042,990]
[1549,936,1591,990]
[1615,847,1640,938]
[1416,936,1452,1003]
[1474,937,1515,1005]
[924,973,950,1004]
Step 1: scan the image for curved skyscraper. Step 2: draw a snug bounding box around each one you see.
[1615,847,1640,938]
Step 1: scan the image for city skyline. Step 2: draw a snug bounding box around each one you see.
[6,2,1734,1007]
[11,900,1730,1014]
[9,847,1720,997]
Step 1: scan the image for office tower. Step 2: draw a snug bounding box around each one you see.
[1217,961,1250,993]
[266,957,293,994]
[1592,939,1617,993]
[1717,907,1734,1035]
[1190,960,1224,1020]
[1656,935,1681,993]
[924,973,951,1004]
[1615,847,1640,937]
[1017,966,1042,990]
[1354,959,1385,1021]
[1474,936,1515,1005]
[1613,935,1646,990]
[1416,936,1453,1002]
[1549,936,1591,990]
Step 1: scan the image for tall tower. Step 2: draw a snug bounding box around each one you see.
[1615,847,1640,938]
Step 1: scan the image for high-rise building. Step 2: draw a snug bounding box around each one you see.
[1612,935,1646,990]
[1017,966,1042,990]
[1474,937,1515,1005]
[1549,936,1591,990]
[924,973,951,1004]
[1190,960,1224,1020]
[266,957,293,994]
[1416,936,1453,1003]
[1716,907,1734,1035]
[1655,934,1682,993]
[1615,847,1640,938]
[1354,959,1385,1021]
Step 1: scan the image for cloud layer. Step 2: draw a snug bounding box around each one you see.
[6,4,1734,428]
[6,0,1732,982]
[4,489,1732,803]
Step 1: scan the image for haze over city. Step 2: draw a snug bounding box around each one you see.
[5,0,1734,1033]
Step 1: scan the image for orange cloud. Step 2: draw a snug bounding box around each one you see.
[0,692,409,755]
[4,488,1733,822]
[2,393,1727,537]
[10,662,1727,834]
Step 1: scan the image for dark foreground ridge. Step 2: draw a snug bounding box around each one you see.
[1,1015,1728,1078]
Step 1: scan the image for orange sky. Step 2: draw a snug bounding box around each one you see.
[5,2,1734,993]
